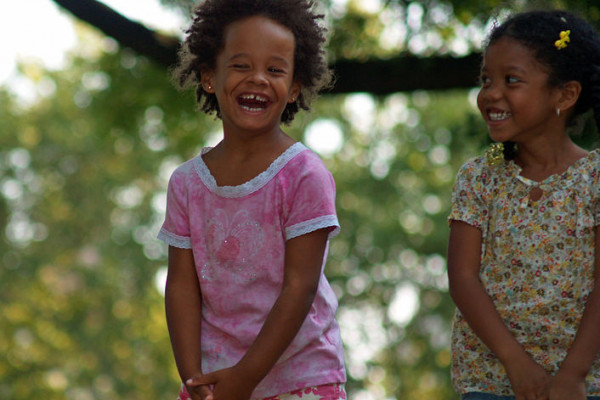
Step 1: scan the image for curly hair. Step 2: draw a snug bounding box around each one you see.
[172,0,332,124]
[484,10,600,159]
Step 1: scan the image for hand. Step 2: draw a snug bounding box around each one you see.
[504,355,551,400]
[185,377,214,400]
[186,365,259,400]
[548,370,586,400]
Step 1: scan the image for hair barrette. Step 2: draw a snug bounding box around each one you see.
[555,30,570,50]
[485,142,504,166]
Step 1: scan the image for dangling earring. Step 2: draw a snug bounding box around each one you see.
[556,108,561,117]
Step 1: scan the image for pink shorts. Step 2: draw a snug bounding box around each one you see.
[178,382,346,400]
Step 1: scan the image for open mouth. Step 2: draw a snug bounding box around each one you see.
[238,94,269,112]
[488,111,512,121]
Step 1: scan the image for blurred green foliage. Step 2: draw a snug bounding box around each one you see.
[2,1,600,399]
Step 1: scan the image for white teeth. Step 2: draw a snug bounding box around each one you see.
[489,111,511,121]
[241,106,263,112]
[240,94,268,102]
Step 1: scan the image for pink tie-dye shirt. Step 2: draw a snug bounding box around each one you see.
[158,142,346,398]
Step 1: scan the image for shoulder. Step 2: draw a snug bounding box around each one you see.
[287,145,332,176]
[455,155,496,184]
[585,149,600,177]
[274,144,334,186]
[577,149,600,191]
[169,155,200,181]
[165,155,203,195]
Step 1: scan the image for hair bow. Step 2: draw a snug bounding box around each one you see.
[555,30,570,50]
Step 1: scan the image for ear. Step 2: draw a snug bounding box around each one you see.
[556,80,582,113]
[288,81,301,104]
[201,69,215,94]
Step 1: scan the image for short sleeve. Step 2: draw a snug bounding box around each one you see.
[157,165,192,249]
[589,152,600,225]
[283,153,340,241]
[448,157,490,231]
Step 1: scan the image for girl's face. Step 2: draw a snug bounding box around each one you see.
[477,36,562,144]
[202,16,301,137]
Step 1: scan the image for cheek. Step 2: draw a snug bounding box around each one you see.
[476,91,485,114]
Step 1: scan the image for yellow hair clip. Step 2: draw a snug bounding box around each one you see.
[555,30,570,50]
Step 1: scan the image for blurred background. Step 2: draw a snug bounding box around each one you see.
[1,0,599,399]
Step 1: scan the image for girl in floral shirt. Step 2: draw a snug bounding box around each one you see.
[448,10,600,400]
[158,1,346,399]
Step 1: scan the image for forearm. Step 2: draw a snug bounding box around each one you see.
[165,246,204,382]
[235,229,329,386]
[166,280,204,381]
[450,274,528,364]
[558,285,600,378]
[448,221,529,365]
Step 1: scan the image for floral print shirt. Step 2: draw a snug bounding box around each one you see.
[158,143,346,398]
[449,150,600,395]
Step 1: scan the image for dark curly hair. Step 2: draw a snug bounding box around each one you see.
[484,10,600,159]
[172,0,332,124]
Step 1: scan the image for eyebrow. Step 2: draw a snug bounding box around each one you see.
[480,65,527,74]
[227,53,292,66]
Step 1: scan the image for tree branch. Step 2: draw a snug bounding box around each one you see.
[51,0,482,94]
[51,0,179,67]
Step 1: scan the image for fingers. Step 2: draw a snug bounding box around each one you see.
[186,372,217,387]
[188,382,214,400]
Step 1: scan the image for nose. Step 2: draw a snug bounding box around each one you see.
[247,69,268,86]
[479,81,502,102]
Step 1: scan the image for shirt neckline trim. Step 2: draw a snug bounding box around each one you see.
[505,148,599,187]
[193,142,307,198]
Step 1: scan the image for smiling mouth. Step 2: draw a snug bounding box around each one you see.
[488,111,512,121]
[238,94,269,111]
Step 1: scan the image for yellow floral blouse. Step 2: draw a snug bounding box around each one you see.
[449,150,600,395]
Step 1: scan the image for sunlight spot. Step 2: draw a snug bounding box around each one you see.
[428,144,450,165]
[399,210,422,234]
[38,76,57,98]
[468,87,479,109]
[399,248,419,269]
[1,179,23,201]
[343,94,376,134]
[152,192,167,214]
[304,119,344,157]
[5,212,36,246]
[154,266,168,296]
[407,3,424,31]
[45,369,68,391]
[346,271,372,296]
[82,71,110,91]
[145,105,164,123]
[112,185,144,209]
[338,303,387,379]
[388,282,420,326]
[205,129,223,147]
[422,195,442,215]
[356,0,382,14]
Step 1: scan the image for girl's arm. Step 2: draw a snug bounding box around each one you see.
[165,246,213,400]
[186,228,330,400]
[448,220,551,399]
[549,226,600,400]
